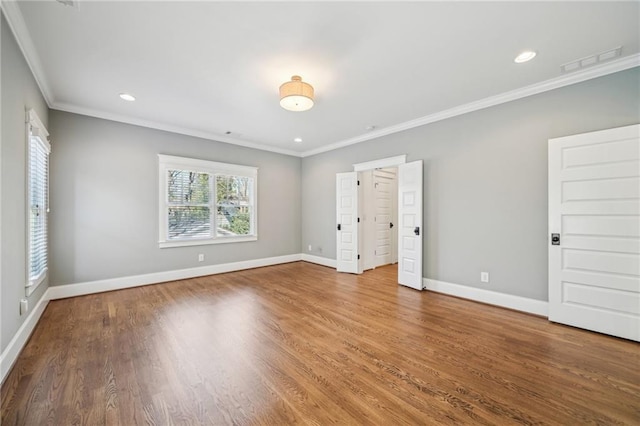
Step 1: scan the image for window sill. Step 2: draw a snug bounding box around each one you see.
[159,235,257,249]
[26,269,47,296]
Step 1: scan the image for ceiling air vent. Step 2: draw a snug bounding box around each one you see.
[561,46,622,73]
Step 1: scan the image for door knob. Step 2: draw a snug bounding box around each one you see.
[414,226,420,236]
[337,224,341,231]
[390,222,394,229]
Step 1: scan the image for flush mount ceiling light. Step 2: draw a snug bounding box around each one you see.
[279,75,314,112]
[119,93,136,102]
[514,51,537,63]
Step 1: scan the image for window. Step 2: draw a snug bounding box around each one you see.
[26,109,50,295]
[158,155,257,248]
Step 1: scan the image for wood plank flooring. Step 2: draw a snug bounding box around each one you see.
[2,262,639,425]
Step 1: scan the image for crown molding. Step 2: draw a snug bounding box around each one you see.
[4,1,638,159]
[300,54,640,157]
[52,102,302,157]
[1,0,54,106]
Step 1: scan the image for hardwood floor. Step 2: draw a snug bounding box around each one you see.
[1,262,639,425]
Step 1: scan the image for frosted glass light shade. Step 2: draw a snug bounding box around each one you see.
[279,75,314,111]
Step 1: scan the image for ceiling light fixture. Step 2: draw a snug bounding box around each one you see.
[514,51,537,63]
[119,93,136,102]
[279,75,314,112]
[294,137,303,143]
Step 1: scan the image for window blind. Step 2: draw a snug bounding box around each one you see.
[29,135,50,285]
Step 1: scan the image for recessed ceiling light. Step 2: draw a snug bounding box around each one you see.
[294,137,303,143]
[514,51,537,63]
[119,93,136,102]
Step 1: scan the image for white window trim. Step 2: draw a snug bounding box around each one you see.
[26,109,50,297]
[158,154,258,248]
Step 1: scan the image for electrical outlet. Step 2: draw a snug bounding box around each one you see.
[308,244,312,251]
[198,254,204,262]
[480,272,490,283]
[20,299,28,315]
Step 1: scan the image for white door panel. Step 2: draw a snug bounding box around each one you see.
[374,170,394,267]
[398,161,423,290]
[549,124,640,341]
[336,172,360,274]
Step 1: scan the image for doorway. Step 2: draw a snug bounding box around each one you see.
[336,155,424,290]
[361,168,398,271]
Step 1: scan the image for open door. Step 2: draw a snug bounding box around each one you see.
[336,172,361,273]
[398,161,423,290]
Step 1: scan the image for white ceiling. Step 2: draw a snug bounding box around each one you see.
[6,1,640,156]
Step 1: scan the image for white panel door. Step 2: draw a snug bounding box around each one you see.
[549,124,640,341]
[374,169,394,267]
[336,172,360,274]
[398,161,423,290]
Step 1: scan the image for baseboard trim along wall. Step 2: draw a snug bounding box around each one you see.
[301,254,338,268]
[299,256,548,317]
[2,253,548,385]
[0,292,50,385]
[424,278,549,317]
[47,254,302,300]
[1,253,301,384]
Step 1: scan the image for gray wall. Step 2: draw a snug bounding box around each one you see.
[2,4,638,359]
[302,68,640,301]
[48,111,301,285]
[1,13,50,352]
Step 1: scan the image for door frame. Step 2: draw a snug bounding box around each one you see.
[353,155,407,172]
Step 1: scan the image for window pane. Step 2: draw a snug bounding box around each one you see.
[168,170,209,204]
[216,175,251,204]
[216,175,252,237]
[168,206,211,239]
[216,206,251,236]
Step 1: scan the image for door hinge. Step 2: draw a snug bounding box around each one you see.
[357,254,360,260]
[357,180,360,185]
[357,217,360,223]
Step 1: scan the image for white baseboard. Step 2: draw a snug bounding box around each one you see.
[1,253,303,384]
[299,257,547,316]
[301,254,337,268]
[48,254,302,300]
[424,278,548,317]
[1,255,548,385]
[0,291,50,384]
